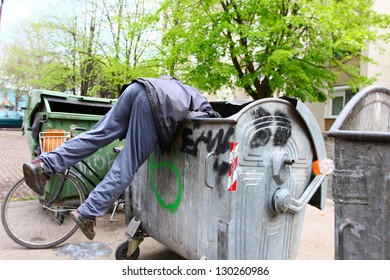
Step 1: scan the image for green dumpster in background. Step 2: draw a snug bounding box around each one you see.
[22,89,121,194]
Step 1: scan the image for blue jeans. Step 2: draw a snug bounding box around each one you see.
[39,82,158,217]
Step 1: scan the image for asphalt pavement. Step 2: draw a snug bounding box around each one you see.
[0,129,334,260]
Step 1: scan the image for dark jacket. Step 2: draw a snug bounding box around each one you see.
[127,76,220,150]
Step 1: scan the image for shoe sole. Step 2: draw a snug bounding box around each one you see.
[23,162,44,196]
[70,211,96,240]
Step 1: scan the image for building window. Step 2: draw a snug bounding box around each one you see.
[328,86,355,118]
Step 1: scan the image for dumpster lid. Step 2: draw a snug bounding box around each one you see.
[28,89,116,116]
[231,96,329,210]
[45,96,114,115]
[209,100,252,118]
[328,85,390,142]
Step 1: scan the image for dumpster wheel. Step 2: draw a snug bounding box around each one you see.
[115,240,140,260]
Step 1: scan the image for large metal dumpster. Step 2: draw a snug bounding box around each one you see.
[119,97,331,260]
[22,89,121,191]
[328,85,390,259]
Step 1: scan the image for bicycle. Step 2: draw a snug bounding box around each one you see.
[1,127,124,249]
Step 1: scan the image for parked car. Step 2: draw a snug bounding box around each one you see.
[0,109,24,128]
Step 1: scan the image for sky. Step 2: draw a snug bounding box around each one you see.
[0,0,52,42]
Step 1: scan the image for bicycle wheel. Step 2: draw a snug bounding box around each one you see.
[1,171,85,249]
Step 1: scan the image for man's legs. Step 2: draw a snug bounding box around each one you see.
[78,88,157,218]
[23,82,153,195]
[70,86,157,239]
[39,82,149,175]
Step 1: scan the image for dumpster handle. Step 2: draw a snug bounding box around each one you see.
[336,219,354,260]
[204,152,215,188]
[287,175,326,214]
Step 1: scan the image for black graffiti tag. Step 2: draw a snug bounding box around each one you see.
[250,107,273,148]
[273,110,292,146]
[250,108,292,149]
[180,125,235,177]
[180,125,235,157]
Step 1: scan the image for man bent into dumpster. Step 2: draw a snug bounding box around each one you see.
[22,75,220,240]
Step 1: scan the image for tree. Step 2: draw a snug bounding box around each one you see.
[0,0,161,98]
[98,0,162,97]
[0,43,30,109]
[0,19,81,94]
[154,0,197,79]
[52,0,105,96]
[157,0,390,101]
[3,0,388,101]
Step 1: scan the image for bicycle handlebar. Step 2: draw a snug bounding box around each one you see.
[71,127,87,132]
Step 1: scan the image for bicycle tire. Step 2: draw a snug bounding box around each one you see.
[1,171,85,249]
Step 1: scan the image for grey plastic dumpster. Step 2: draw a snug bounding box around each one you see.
[328,85,390,260]
[119,97,330,260]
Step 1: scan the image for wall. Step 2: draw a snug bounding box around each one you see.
[361,0,390,88]
[307,0,390,133]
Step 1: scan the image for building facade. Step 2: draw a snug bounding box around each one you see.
[307,0,390,132]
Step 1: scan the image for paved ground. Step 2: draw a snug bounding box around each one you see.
[0,129,31,200]
[0,129,334,260]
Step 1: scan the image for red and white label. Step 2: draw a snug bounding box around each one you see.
[228,142,239,192]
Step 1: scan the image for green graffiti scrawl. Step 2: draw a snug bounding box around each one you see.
[149,155,182,213]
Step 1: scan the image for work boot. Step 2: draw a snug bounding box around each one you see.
[22,158,48,196]
[70,210,96,240]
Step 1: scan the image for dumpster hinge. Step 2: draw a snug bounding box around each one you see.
[125,217,142,238]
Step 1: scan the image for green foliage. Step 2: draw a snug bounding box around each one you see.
[0,0,162,98]
[1,0,389,101]
[156,0,390,101]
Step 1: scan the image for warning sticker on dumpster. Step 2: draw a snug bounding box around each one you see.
[228,142,239,192]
